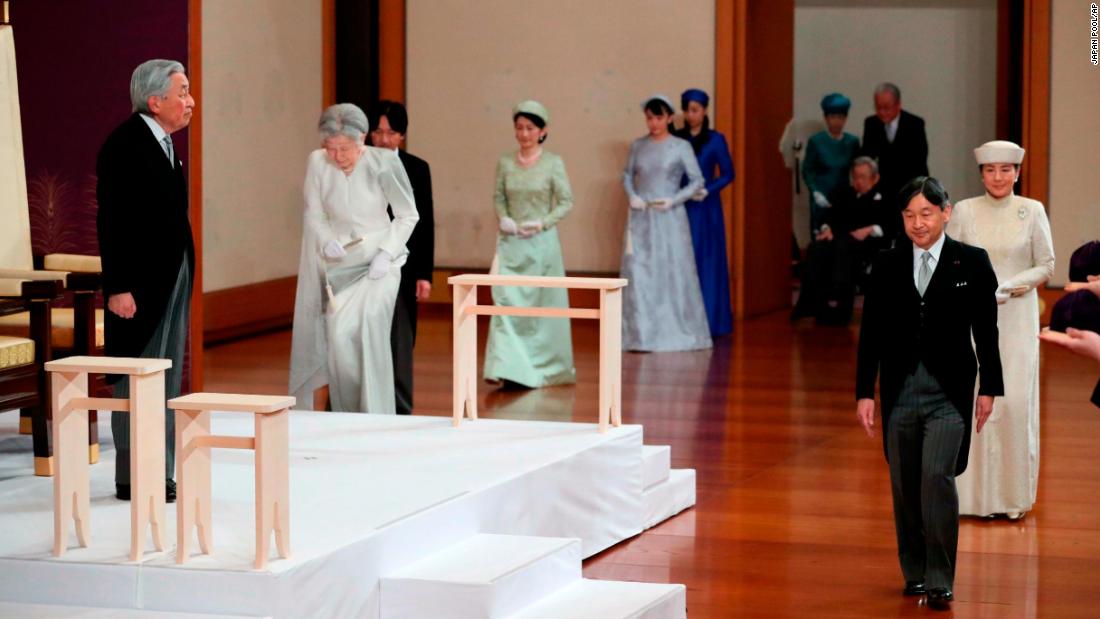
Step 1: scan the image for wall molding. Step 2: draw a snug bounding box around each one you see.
[202,268,616,345]
[204,276,298,344]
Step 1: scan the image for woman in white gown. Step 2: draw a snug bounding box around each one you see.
[948,140,1055,518]
[289,103,418,413]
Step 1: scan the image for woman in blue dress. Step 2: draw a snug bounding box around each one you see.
[674,88,735,337]
[801,93,860,234]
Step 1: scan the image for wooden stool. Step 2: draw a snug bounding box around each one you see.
[168,393,294,570]
[448,274,627,432]
[44,355,172,560]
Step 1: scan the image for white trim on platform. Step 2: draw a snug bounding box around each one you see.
[0,412,692,617]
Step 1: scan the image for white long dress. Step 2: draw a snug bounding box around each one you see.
[947,192,1054,517]
[289,146,418,413]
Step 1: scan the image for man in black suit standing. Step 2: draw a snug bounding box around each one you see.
[96,59,195,502]
[855,177,1003,610]
[860,83,929,204]
[368,101,434,415]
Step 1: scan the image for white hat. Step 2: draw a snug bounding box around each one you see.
[974,140,1025,165]
[641,94,674,112]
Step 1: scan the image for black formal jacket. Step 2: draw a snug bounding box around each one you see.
[96,113,195,364]
[824,183,898,246]
[860,110,929,201]
[856,236,1004,474]
[391,150,434,294]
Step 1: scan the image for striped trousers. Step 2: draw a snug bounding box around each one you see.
[112,259,190,485]
[887,362,965,591]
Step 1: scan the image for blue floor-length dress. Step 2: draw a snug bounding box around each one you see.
[681,129,734,336]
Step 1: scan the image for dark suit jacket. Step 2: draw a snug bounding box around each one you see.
[824,183,898,247]
[860,110,929,202]
[96,113,194,364]
[856,236,1004,474]
[389,150,434,326]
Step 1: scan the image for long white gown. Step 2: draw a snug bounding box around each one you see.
[289,146,418,413]
[947,192,1054,517]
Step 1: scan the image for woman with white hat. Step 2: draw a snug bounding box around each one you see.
[947,140,1055,519]
[482,100,576,388]
[620,95,710,352]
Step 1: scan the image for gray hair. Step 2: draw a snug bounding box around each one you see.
[130,59,186,114]
[318,103,370,141]
[874,82,901,102]
[851,156,879,177]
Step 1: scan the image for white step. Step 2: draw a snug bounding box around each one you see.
[506,579,686,619]
[643,469,696,530]
[0,601,264,618]
[380,533,582,618]
[642,445,670,490]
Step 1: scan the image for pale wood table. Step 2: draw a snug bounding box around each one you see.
[448,274,628,433]
[168,392,294,570]
[44,355,172,561]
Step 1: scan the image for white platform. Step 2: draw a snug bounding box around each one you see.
[0,602,263,619]
[381,533,581,618]
[0,411,694,618]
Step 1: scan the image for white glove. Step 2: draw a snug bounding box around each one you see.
[691,188,708,201]
[368,250,392,280]
[499,217,519,235]
[518,220,543,238]
[322,239,347,260]
[813,191,831,208]
[629,196,647,210]
[994,284,1011,305]
[650,198,673,211]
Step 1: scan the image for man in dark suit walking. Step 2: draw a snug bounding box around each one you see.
[96,59,195,501]
[860,83,929,204]
[368,101,434,415]
[855,176,1003,610]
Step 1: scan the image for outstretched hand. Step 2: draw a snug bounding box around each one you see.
[1064,276,1100,299]
[1040,327,1100,363]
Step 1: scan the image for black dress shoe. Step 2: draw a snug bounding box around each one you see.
[903,581,926,596]
[926,588,953,610]
[115,481,176,503]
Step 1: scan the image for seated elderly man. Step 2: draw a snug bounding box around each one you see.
[792,156,894,324]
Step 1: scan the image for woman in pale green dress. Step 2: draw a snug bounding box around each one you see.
[483,100,576,388]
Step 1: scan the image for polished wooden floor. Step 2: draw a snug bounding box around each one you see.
[205,310,1100,618]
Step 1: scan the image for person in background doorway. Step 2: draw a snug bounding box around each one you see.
[802,92,859,235]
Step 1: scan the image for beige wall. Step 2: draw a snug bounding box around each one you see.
[407,0,715,272]
[793,0,997,243]
[201,0,322,292]
[1048,0,1100,286]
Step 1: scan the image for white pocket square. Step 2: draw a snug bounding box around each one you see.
[955,281,967,287]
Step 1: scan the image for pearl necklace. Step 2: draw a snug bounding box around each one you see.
[516,147,542,168]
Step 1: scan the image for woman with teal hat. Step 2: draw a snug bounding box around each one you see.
[620,94,711,352]
[801,92,860,235]
[482,100,576,388]
[674,88,735,336]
